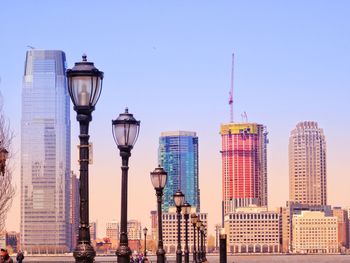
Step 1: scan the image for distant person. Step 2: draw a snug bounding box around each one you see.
[0,249,13,263]
[16,251,24,263]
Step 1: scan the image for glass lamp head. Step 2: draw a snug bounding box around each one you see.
[66,54,103,109]
[143,227,148,236]
[173,190,185,208]
[182,202,191,215]
[150,165,167,190]
[112,108,140,148]
[191,214,198,225]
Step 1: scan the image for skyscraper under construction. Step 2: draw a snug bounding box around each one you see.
[221,123,268,215]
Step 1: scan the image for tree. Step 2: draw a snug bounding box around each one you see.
[0,94,15,233]
[207,234,215,253]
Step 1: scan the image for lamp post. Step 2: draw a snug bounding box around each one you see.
[143,227,148,258]
[150,166,167,263]
[112,108,140,263]
[200,224,205,262]
[67,55,103,263]
[173,190,185,263]
[202,225,207,262]
[182,202,191,263]
[196,220,202,263]
[190,214,198,263]
[0,148,9,176]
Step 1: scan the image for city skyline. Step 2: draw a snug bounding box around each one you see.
[1,1,350,239]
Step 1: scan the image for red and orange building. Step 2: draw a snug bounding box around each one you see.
[220,123,268,215]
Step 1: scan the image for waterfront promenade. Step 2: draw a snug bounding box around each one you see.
[11,254,350,262]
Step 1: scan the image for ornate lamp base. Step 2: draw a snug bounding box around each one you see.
[73,242,96,263]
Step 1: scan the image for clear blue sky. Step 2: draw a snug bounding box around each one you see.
[1,1,349,237]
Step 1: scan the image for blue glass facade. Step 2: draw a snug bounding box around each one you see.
[159,131,200,212]
[21,50,71,253]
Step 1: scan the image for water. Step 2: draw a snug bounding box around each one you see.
[13,254,350,262]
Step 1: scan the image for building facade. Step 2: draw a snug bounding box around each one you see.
[162,207,207,254]
[332,207,349,249]
[90,222,97,246]
[220,123,268,214]
[289,121,327,206]
[70,171,80,251]
[280,201,332,253]
[224,206,280,253]
[292,211,338,254]
[159,131,200,212]
[150,210,158,240]
[127,220,142,241]
[106,220,119,241]
[21,50,71,254]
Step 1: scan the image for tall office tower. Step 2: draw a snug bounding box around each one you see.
[220,123,268,215]
[21,50,70,254]
[289,121,327,206]
[70,171,80,251]
[159,131,200,212]
[150,210,158,240]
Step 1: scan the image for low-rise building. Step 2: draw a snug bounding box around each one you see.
[224,206,280,253]
[281,201,332,253]
[106,220,119,241]
[292,211,338,254]
[162,207,208,254]
[332,207,349,249]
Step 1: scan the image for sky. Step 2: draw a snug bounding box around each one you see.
[0,1,350,238]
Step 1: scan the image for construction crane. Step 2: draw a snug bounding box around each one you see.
[228,53,234,123]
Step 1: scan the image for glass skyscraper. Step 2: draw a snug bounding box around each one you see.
[21,50,71,253]
[159,131,200,212]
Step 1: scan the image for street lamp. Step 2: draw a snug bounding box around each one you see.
[190,214,198,263]
[143,227,148,258]
[196,219,202,263]
[150,166,167,263]
[112,108,140,263]
[182,202,191,263]
[0,148,9,176]
[67,54,103,263]
[204,228,208,261]
[201,225,207,262]
[173,190,185,263]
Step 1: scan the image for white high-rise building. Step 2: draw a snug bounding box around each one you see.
[289,121,327,206]
[21,50,71,254]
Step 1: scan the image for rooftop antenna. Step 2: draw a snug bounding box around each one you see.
[228,53,234,123]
